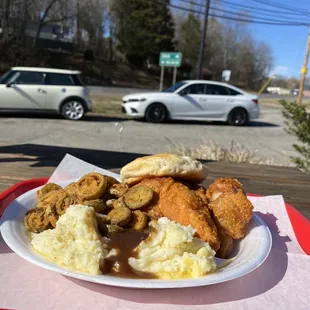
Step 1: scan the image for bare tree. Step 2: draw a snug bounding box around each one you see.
[76,0,82,47]
[0,0,25,44]
[0,0,32,60]
[31,0,72,48]
[107,3,117,61]
[0,0,11,44]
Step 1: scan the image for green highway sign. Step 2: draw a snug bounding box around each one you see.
[159,52,182,67]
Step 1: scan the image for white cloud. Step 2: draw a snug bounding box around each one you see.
[270,66,289,76]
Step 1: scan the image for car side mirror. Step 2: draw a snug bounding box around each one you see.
[6,81,15,88]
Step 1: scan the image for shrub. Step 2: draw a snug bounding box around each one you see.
[281,100,310,174]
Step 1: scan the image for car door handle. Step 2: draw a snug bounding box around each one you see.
[37,88,46,94]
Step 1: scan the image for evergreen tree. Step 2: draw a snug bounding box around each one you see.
[178,12,201,75]
[281,100,310,174]
[112,0,175,66]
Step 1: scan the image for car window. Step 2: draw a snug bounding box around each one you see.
[229,88,242,96]
[164,81,186,92]
[73,74,85,86]
[46,73,75,86]
[179,83,206,95]
[0,70,15,84]
[206,84,240,96]
[10,71,45,85]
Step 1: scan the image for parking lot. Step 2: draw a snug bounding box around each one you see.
[0,106,297,166]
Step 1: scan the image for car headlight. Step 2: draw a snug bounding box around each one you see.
[127,98,146,102]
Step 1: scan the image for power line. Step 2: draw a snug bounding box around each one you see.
[250,0,310,16]
[176,0,310,19]
[217,0,310,17]
[210,12,308,26]
[161,0,309,26]
[211,6,310,25]
[176,0,204,9]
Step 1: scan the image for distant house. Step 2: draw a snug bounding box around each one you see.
[25,22,72,42]
[0,19,72,42]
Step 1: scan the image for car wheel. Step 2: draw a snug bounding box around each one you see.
[228,108,248,126]
[145,103,167,123]
[61,100,85,120]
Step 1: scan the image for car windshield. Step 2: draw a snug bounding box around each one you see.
[0,70,13,84]
[163,81,186,93]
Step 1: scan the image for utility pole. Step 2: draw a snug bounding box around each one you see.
[298,27,310,105]
[196,0,211,80]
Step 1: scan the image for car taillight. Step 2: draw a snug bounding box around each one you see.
[252,99,259,104]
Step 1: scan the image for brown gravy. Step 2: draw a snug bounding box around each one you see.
[101,230,157,279]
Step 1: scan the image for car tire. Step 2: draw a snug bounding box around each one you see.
[61,99,85,120]
[145,103,168,123]
[227,108,248,126]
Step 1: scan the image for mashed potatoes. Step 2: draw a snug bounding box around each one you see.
[31,205,108,275]
[128,217,216,279]
[30,207,215,278]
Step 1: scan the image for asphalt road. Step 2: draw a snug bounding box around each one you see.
[0,106,298,166]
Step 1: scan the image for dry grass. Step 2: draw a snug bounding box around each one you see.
[166,138,290,166]
[91,94,123,114]
[259,98,310,107]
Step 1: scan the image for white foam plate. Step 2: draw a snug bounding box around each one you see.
[0,178,272,289]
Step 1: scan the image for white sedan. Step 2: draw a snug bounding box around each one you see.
[122,80,259,126]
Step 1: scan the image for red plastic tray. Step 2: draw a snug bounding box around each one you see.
[1,178,309,255]
[0,178,48,215]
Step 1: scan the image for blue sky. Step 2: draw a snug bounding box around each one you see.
[173,0,310,77]
[243,0,310,78]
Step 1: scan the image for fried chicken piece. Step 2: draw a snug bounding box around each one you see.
[183,181,209,205]
[138,177,165,194]
[216,227,234,258]
[192,186,208,205]
[186,181,234,257]
[208,192,253,239]
[138,177,220,251]
[206,178,244,202]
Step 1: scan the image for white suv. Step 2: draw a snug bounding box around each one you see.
[0,67,92,120]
